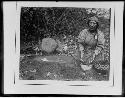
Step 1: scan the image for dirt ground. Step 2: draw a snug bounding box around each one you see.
[19,55,109,81]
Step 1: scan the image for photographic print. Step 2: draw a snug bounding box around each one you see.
[4,1,123,95]
[19,7,111,81]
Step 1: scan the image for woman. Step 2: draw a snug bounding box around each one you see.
[78,16,105,65]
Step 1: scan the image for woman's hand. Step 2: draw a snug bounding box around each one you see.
[88,53,96,63]
[94,49,100,55]
[88,49,101,63]
[94,46,102,55]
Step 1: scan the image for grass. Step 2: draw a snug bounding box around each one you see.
[19,54,109,81]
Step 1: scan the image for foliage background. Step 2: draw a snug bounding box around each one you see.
[20,7,111,61]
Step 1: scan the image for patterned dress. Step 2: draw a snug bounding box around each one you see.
[78,29,105,64]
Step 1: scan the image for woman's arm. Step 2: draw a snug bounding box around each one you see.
[94,30,105,55]
[77,29,87,59]
[88,31,105,63]
[77,29,87,44]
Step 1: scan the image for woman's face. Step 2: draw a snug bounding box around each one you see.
[89,20,97,30]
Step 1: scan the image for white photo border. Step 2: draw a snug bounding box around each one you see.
[4,1,123,95]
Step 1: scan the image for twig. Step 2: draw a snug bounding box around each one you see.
[42,11,49,34]
[55,8,69,25]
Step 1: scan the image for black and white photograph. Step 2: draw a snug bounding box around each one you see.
[20,7,110,81]
[3,1,123,95]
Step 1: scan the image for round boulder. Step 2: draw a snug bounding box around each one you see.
[40,38,57,53]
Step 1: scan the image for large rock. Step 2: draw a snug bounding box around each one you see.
[40,38,57,53]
